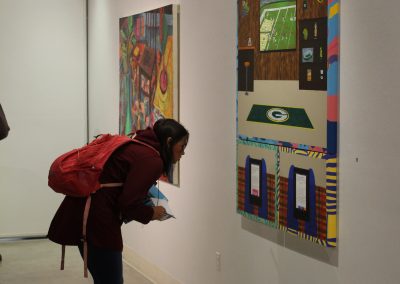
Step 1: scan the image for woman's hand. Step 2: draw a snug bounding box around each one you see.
[152,206,166,220]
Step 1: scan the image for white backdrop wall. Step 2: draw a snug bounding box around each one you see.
[0,0,87,236]
[88,0,400,284]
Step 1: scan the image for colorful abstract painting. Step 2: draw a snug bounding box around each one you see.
[119,5,179,184]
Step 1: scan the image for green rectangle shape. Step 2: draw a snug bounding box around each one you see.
[247,105,314,129]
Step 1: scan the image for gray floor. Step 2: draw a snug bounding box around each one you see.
[0,239,153,284]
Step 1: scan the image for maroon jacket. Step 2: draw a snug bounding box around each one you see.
[47,128,164,251]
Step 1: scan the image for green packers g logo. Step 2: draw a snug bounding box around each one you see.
[266,108,289,123]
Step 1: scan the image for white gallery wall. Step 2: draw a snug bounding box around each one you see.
[88,0,400,283]
[0,0,87,236]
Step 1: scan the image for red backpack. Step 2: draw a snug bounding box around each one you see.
[48,133,159,277]
[48,134,134,196]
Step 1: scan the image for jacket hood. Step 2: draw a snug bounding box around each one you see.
[135,127,161,152]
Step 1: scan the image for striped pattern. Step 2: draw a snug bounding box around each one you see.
[279,224,328,246]
[275,149,280,224]
[279,146,325,159]
[238,138,278,151]
[327,0,339,153]
[238,135,326,153]
[238,209,277,228]
[267,172,276,222]
[325,155,337,247]
[278,175,288,226]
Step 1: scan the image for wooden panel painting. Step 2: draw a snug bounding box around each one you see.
[119,5,180,184]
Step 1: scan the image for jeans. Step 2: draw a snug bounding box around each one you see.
[78,243,123,284]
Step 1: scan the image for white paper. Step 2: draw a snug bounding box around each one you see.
[295,173,307,210]
[251,164,260,197]
[150,197,175,221]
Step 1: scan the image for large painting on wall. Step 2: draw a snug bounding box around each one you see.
[237,0,339,246]
[119,5,180,184]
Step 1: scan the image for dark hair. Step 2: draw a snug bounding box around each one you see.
[153,118,189,175]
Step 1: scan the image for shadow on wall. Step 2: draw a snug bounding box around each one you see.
[241,217,338,266]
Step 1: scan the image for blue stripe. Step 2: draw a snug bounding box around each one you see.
[327,61,339,96]
[305,169,317,237]
[244,156,253,214]
[258,159,268,219]
[287,166,299,232]
[327,14,339,43]
[324,154,337,160]
[327,121,337,154]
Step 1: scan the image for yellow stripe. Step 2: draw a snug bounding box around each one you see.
[327,215,337,239]
[326,182,337,187]
[329,3,339,19]
[326,167,337,173]
[311,152,323,158]
[326,189,336,195]
[280,147,288,153]
[326,175,337,180]
[295,150,308,155]
[327,241,337,247]
[327,158,337,163]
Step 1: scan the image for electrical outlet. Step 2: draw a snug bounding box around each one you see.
[216,251,221,271]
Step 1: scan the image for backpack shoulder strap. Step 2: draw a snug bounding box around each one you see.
[130,132,160,156]
[132,138,160,156]
[99,135,160,189]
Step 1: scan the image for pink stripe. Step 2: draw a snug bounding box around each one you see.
[310,146,323,152]
[327,96,338,121]
[328,37,339,57]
